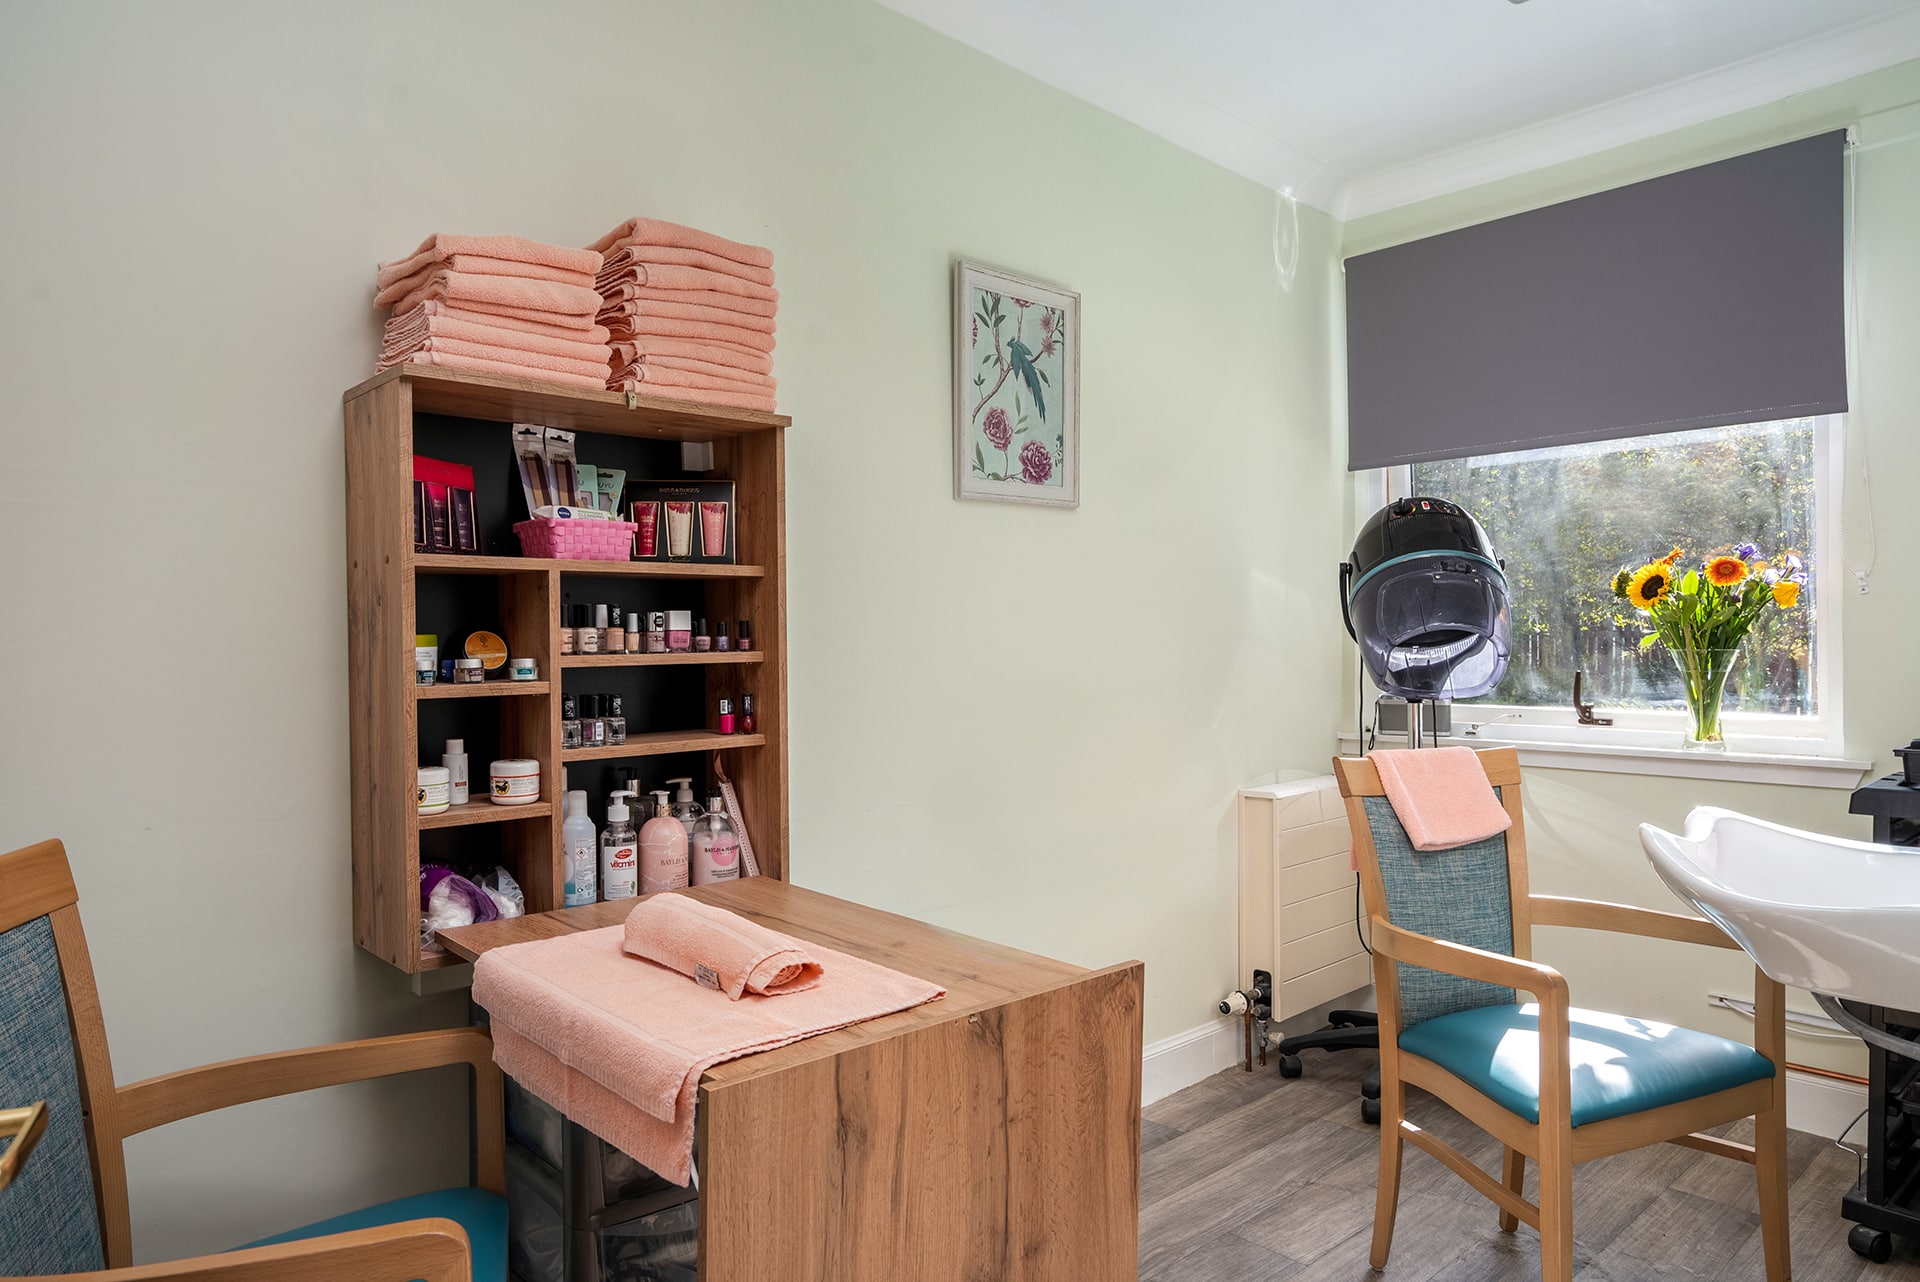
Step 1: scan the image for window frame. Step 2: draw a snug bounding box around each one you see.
[1367,415,1845,758]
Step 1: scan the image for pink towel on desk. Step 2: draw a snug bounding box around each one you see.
[1371,747,1511,852]
[605,314,777,352]
[622,895,821,999]
[589,217,774,270]
[376,234,602,288]
[386,308,613,361]
[609,336,773,376]
[390,270,604,318]
[594,261,779,304]
[600,244,776,288]
[472,920,942,1185]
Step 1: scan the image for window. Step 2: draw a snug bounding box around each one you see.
[1392,417,1835,742]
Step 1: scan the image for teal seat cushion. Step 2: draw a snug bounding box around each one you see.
[240,1186,506,1281]
[1398,1003,1775,1127]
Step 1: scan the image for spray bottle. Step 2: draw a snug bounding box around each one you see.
[641,789,689,894]
[690,793,741,886]
[562,789,597,907]
[600,791,639,900]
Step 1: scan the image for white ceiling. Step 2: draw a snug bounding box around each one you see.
[876,0,1920,218]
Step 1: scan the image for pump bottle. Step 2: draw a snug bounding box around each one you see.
[562,790,597,907]
[665,776,704,838]
[640,789,689,894]
[690,793,742,885]
[600,791,639,900]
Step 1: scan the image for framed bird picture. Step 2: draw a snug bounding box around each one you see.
[953,260,1079,507]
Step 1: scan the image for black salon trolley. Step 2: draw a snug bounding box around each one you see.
[1842,775,1920,1264]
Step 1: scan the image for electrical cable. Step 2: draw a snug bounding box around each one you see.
[1834,1105,1870,1188]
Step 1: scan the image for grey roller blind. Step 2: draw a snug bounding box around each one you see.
[1345,131,1848,471]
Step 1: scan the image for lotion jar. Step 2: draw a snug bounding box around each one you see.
[417,766,452,815]
[489,759,541,806]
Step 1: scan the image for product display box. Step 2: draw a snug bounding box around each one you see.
[413,455,478,553]
[626,479,736,563]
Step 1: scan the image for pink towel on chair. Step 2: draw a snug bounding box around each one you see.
[589,218,774,270]
[621,896,821,999]
[377,234,602,288]
[1371,747,1512,852]
[472,919,942,1185]
[600,244,776,288]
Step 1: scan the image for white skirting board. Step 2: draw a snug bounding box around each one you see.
[1143,1020,1870,1138]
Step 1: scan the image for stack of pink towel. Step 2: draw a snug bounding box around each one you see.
[589,218,778,413]
[374,235,612,390]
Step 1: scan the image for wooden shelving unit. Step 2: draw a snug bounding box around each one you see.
[345,365,789,973]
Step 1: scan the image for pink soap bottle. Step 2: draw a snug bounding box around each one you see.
[639,789,689,895]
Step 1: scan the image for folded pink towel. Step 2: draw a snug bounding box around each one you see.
[612,361,776,396]
[600,244,776,288]
[609,335,773,376]
[473,919,943,1185]
[385,335,610,381]
[387,308,613,361]
[622,896,821,999]
[376,255,597,307]
[377,235,602,289]
[605,313,777,351]
[597,280,779,319]
[382,349,607,390]
[431,297,603,332]
[613,351,774,386]
[589,218,773,270]
[607,376,777,414]
[600,297,777,335]
[1371,747,1512,852]
[391,271,604,319]
[594,262,779,304]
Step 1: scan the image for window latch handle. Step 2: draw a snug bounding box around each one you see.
[1573,672,1613,727]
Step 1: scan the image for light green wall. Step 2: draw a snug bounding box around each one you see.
[1344,60,1920,1075]
[0,0,1342,1258]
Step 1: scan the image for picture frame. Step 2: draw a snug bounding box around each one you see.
[953,260,1079,507]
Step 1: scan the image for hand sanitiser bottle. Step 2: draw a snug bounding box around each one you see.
[600,791,639,901]
[640,790,690,894]
[562,790,597,907]
[690,794,741,885]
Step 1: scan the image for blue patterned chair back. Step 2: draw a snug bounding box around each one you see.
[1359,793,1518,1029]
[0,914,106,1274]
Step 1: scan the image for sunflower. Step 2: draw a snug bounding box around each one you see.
[1705,556,1748,587]
[1625,563,1673,609]
[1611,568,1633,599]
[1772,580,1800,609]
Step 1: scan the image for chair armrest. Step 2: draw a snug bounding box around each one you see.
[52,1217,471,1282]
[116,1028,495,1137]
[1369,919,1570,1008]
[1530,894,1739,950]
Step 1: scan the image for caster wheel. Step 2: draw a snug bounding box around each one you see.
[1361,1097,1382,1125]
[1848,1225,1893,1263]
[1277,1055,1303,1079]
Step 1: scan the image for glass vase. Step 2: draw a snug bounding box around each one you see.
[1669,646,1741,750]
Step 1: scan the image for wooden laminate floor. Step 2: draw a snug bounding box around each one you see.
[1140,1050,1920,1281]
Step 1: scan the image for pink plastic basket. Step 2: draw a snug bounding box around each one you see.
[513,517,639,561]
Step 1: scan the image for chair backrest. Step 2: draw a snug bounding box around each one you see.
[0,840,132,1271]
[1332,749,1534,1030]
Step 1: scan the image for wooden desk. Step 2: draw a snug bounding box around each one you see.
[439,879,1145,1281]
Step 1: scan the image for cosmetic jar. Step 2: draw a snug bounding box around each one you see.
[417,766,451,815]
[415,634,438,671]
[415,657,436,686]
[454,657,486,684]
[489,759,541,806]
[508,656,538,681]
[464,630,509,671]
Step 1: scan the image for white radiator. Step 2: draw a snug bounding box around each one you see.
[1237,776,1371,1020]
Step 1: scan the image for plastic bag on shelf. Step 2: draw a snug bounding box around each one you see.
[480,866,526,919]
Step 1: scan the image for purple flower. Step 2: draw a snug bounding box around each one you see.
[1733,542,1759,561]
[1040,311,1055,334]
[1014,298,1032,309]
[982,406,1011,452]
[1039,337,1056,357]
[1020,439,1053,485]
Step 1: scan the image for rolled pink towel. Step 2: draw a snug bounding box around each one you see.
[623,895,821,999]
[589,217,773,270]
[386,335,610,381]
[376,255,597,308]
[605,313,777,351]
[393,270,603,318]
[593,261,778,304]
[600,244,776,288]
[1370,747,1512,852]
[600,297,776,334]
[377,235,602,289]
[609,335,772,375]
[597,280,778,319]
[386,307,613,361]
[385,349,607,390]
[608,376,776,414]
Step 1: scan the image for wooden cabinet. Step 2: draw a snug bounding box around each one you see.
[345,365,789,972]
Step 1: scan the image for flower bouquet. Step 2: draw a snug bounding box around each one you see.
[1609,543,1805,748]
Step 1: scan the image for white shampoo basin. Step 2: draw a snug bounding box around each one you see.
[1639,807,1920,1011]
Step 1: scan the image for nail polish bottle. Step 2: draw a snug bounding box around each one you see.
[737,619,752,652]
[577,605,602,655]
[740,693,755,735]
[559,607,576,656]
[606,693,627,745]
[693,618,711,653]
[667,610,692,653]
[716,696,735,735]
[607,605,625,655]
[714,622,730,653]
[582,694,607,748]
[646,611,668,654]
[561,692,582,749]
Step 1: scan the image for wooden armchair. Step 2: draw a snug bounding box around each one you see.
[0,839,505,1281]
[1333,749,1789,1282]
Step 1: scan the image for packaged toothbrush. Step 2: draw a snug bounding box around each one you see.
[513,424,549,515]
[542,428,587,509]
[596,467,626,515]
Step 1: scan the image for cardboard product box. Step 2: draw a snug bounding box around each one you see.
[412,455,479,553]
[626,479,736,563]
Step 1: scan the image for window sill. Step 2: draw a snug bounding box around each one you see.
[1333,732,1871,790]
